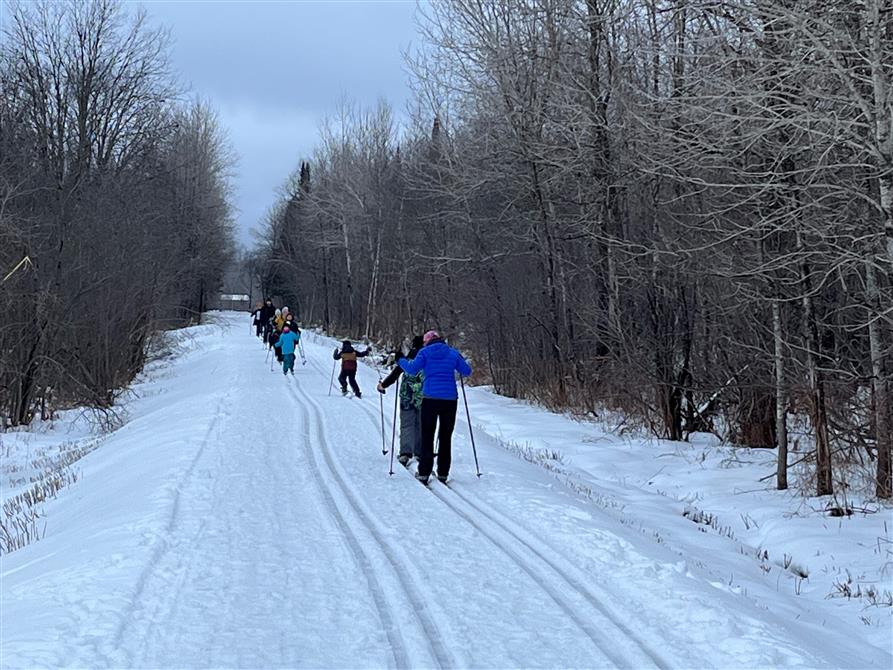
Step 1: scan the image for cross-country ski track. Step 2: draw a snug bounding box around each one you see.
[1,313,888,669]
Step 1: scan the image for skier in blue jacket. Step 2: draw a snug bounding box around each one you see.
[274,326,300,376]
[398,330,472,484]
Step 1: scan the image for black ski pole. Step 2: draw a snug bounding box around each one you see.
[460,376,481,477]
[391,391,400,454]
[328,359,336,396]
[387,392,396,474]
[388,388,398,474]
[378,371,387,455]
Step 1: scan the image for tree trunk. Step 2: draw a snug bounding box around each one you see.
[798,229,833,496]
[365,229,382,336]
[340,213,355,332]
[530,162,567,402]
[320,229,331,330]
[867,0,893,267]
[880,175,893,267]
[867,262,891,498]
[585,0,620,340]
[773,299,788,490]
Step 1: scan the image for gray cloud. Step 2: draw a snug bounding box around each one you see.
[142,0,418,247]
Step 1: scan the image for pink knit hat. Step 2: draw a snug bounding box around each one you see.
[423,330,439,344]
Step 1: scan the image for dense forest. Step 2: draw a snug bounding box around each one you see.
[257,0,892,499]
[0,1,235,427]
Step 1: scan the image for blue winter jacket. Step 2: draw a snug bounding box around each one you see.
[274,331,299,356]
[399,340,472,400]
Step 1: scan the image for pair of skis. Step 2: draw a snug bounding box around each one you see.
[407,459,449,488]
[386,377,481,480]
[267,344,304,372]
[381,372,446,481]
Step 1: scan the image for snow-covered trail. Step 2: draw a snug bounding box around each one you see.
[1,314,885,669]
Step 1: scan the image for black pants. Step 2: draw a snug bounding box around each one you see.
[338,369,360,395]
[418,398,457,479]
[255,323,262,337]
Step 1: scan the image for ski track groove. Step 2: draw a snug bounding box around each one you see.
[285,381,415,670]
[338,360,669,670]
[451,484,672,665]
[286,377,460,670]
[432,482,669,669]
[110,390,231,666]
[269,345,419,667]
[289,383,411,669]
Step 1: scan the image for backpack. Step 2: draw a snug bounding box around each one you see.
[399,371,424,410]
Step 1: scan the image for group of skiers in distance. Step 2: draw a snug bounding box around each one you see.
[253,298,302,375]
[250,298,473,484]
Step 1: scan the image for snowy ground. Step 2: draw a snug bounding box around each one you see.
[1,312,890,669]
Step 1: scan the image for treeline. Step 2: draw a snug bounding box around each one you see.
[0,0,234,426]
[258,0,891,499]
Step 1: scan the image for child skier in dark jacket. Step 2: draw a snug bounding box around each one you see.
[251,302,263,337]
[377,335,424,466]
[269,329,283,363]
[259,299,276,342]
[333,340,370,398]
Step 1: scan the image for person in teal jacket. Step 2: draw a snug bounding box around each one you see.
[398,330,472,484]
[274,326,300,376]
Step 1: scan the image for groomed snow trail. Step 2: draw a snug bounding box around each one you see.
[1,313,886,669]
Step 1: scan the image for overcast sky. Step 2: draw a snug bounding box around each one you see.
[141,1,420,249]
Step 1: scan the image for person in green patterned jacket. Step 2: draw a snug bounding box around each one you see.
[377,335,424,467]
